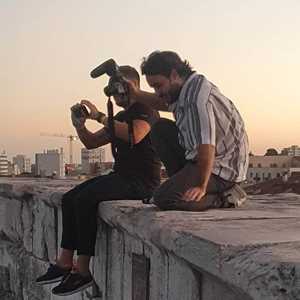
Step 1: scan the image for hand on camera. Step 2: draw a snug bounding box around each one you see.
[80,100,106,124]
[70,103,86,129]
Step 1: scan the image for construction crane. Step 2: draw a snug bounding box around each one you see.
[40,133,78,164]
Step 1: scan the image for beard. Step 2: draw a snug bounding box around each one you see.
[167,83,182,104]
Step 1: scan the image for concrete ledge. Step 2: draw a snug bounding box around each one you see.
[1,179,300,299]
[98,196,300,299]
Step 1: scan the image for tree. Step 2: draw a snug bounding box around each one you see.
[264,148,278,156]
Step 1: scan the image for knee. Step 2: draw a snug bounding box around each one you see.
[153,189,178,211]
[73,196,85,211]
[61,192,73,209]
[154,197,178,211]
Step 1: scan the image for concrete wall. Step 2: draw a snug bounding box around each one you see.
[1,179,300,300]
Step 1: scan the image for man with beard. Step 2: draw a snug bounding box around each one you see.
[127,50,249,211]
[36,66,161,296]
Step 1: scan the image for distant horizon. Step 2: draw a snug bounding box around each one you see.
[1,0,300,163]
[2,143,300,166]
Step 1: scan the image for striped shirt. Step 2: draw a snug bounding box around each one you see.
[168,72,249,182]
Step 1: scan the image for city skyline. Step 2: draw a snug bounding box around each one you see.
[1,0,300,163]
[2,144,300,167]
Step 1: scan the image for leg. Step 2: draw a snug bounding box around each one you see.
[51,173,145,295]
[56,249,74,270]
[150,118,186,176]
[73,172,144,258]
[59,176,107,265]
[72,172,150,274]
[154,162,234,211]
[36,176,113,286]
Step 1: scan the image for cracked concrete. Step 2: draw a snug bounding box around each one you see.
[1,178,300,299]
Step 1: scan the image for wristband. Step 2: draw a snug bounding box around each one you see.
[96,112,106,124]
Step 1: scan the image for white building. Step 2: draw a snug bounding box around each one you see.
[81,148,106,175]
[25,158,31,173]
[0,151,9,176]
[281,145,300,156]
[247,155,300,184]
[13,155,31,174]
[35,149,65,178]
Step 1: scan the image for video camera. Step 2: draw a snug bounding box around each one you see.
[90,58,134,155]
[90,59,128,97]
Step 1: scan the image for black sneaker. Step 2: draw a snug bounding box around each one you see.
[36,264,71,285]
[52,272,94,296]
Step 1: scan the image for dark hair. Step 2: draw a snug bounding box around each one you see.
[119,65,140,86]
[141,51,193,78]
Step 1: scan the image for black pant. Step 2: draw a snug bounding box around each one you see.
[61,172,151,256]
[150,118,234,211]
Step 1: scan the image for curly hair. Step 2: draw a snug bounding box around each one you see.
[141,51,193,78]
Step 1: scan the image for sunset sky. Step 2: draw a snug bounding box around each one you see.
[1,0,300,163]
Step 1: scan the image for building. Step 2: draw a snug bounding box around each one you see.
[25,158,31,173]
[31,164,36,175]
[35,149,65,178]
[7,161,20,176]
[12,155,31,174]
[0,151,9,176]
[281,145,300,156]
[81,148,106,175]
[100,161,114,175]
[247,155,300,184]
[65,163,83,176]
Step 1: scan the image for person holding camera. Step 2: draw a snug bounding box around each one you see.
[126,50,249,211]
[36,66,161,296]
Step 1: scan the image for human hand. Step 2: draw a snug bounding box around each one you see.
[80,99,106,123]
[183,186,206,202]
[70,103,86,129]
[80,99,99,119]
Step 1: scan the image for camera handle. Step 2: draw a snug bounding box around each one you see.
[107,97,117,159]
[123,83,135,149]
[106,93,134,161]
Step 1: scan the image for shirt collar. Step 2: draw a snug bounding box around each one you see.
[168,72,198,111]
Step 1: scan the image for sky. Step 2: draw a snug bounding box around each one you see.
[1,0,300,163]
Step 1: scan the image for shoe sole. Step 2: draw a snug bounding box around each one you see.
[52,280,94,296]
[224,185,247,207]
[36,275,64,285]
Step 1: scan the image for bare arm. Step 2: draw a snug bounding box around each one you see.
[133,90,169,111]
[183,144,215,201]
[125,80,169,111]
[80,99,152,144]
[102,118,151,144]
[195,144,215,189]
[76,126,110,149]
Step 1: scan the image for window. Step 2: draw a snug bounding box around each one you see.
[254,173,260,181]
[249,163,253,168]
[258,163,262,168]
